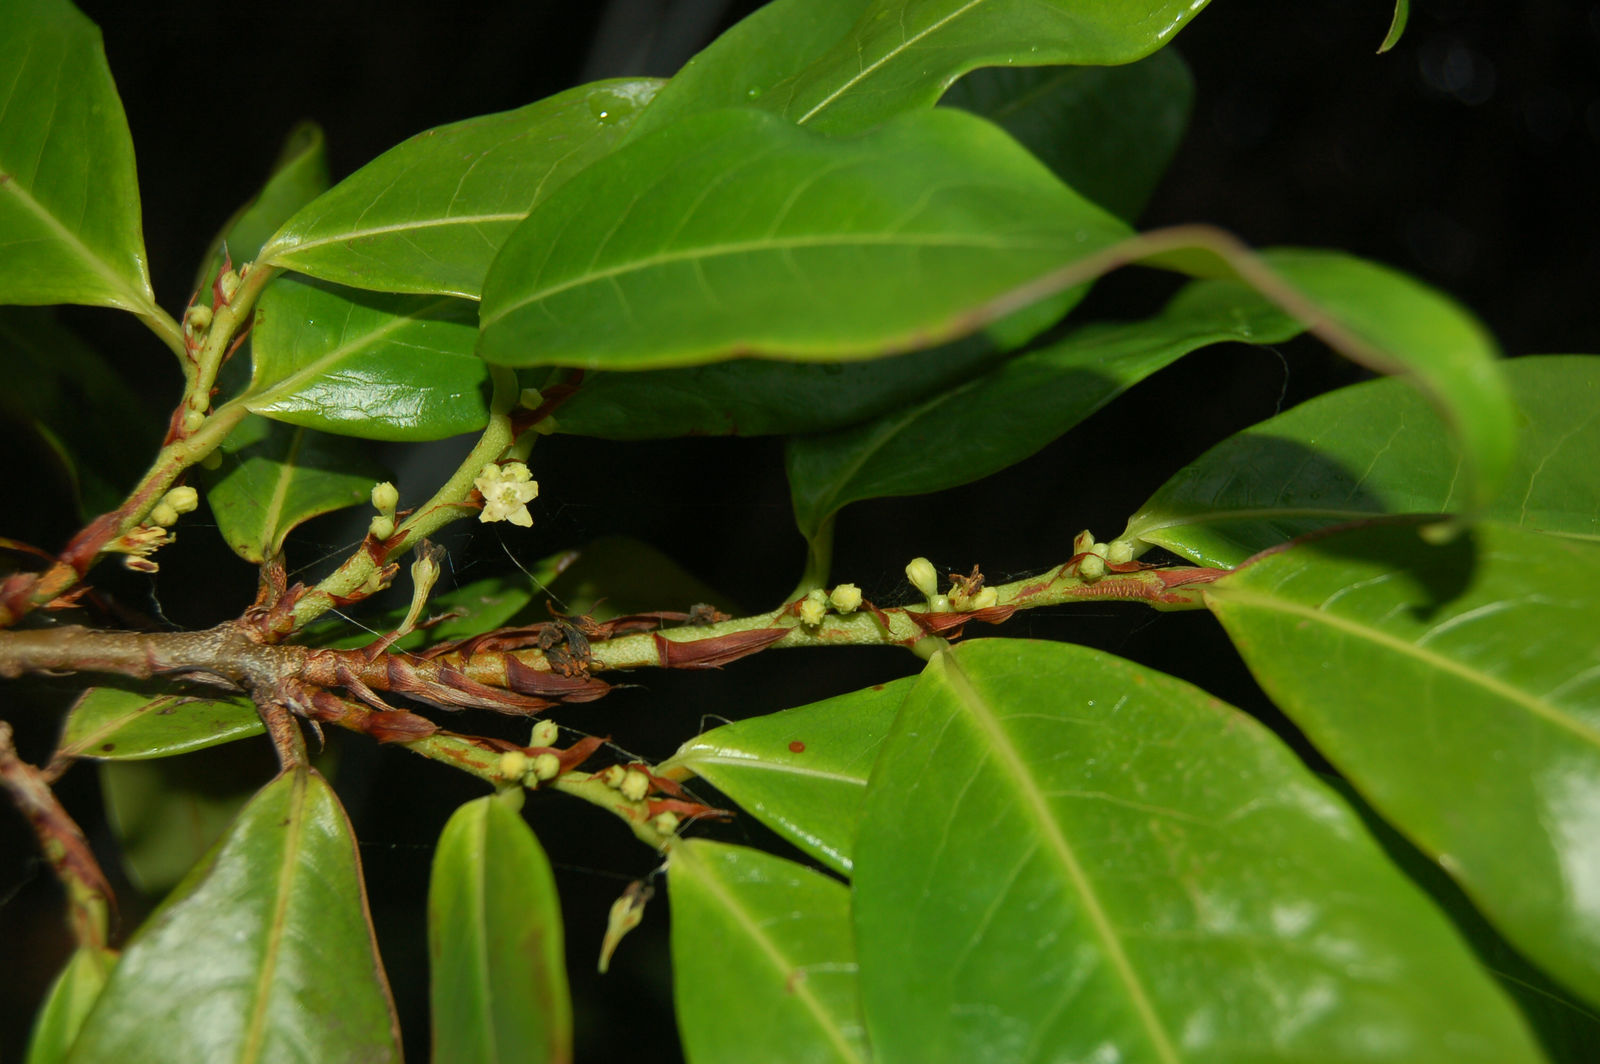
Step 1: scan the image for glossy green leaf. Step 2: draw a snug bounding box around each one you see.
[194,122,329,302]
[0,307,157,515]
[479,107,1129,371]
[660,677,912,874]
[939,49,1193,223]
[202,415,386,563]
[101,746,275,894]
[854,638,1541,1062]
[1206,521,1600,1010]
[429,791,571,1064]
[67,767,400,1062]
[787,276,1302,538]
[553,333,1002,439]
[0,0,159,320]
[633,0,1208,136]
[1379,0,1409,53]
[259,79,663,299]
[668,840,867,1064]
[1125,355,1600,567]
[56,687,263,761]
[245,274,489,440]
[25,947,116,1064]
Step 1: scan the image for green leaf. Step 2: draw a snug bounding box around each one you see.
[0,307,157,515]
[429,791,571,1064]
[194,122,330,302]
[553,332,1003,439]
[541,535,735,619]
[854,638,1542,1062]
[633,0,1209,137]
[202,415,387,564]
[787,276,1302,539]
[25,947,116,1064]
[659,677,912,875]
[0,0,159,320]
[1379,0,1409,53]
[668,840,867,1064]
[939,49,1193,223]
[259,79,663,299]
[244,274,489,440]
[56,687,263,762]
[1205,521,1600,1010]
[67,767,401,1062]
[1125,354,1600,567]
[479,107,1129,371]
[101,745,276,894]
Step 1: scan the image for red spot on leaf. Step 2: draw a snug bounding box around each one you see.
[788,741,805,753]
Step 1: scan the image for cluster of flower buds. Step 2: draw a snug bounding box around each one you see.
[368,481,400,541]
[797,583,863,628]
[1070,531,1135,583]
[107,486,200,571]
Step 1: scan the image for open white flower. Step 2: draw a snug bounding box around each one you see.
[474,461,539,527]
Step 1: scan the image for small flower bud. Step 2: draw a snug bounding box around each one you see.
[927,594,951,613]
[798,596,826,628]
[619,769,651,803]
[969,587,998,610]
[652,811,681,836]
[370,481,399,515]
[201,451,223,471]
[181,407,206,434]
[519,387,544,409]
[368,514,395,541]
[829,583,862,614]
[1079,554,1106,582]
[533,416,559,435]
[149,503,179,528]
[218,268,241,304]
[1072,530,1095,556]
[906,557,939,598]
[163,486,199,515]
[1090,542,1110,559]
[531,753,562,781]
[1107,540,1135,565]
[498,750,529,780]
[183,304,213,333]
[529,719,560,748]
[600,765,627,789]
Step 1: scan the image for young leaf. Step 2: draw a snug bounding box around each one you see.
[939,49,1194,223]
[854,639,1542,1062]
[65,767,401,1062]
[193,122,330,303]
[245,274,490,440]
[478,107,1129,371]
[659,677,912,875]
[56,687,262,763]
[668,840,868,1064]
[786,276,1303,539]
[429,791,571,1064]
[259,79,664,299]
[202,415,387,564]
[1379,0,1410,53]
[0,0,160,323]
[1125,354,1600,566]
[1205,521,1600,1010]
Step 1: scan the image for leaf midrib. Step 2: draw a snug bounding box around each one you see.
[937,651,1182,1064]
[238,771,309,1064]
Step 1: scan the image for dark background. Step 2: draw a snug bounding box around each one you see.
[4,1,1597,1059]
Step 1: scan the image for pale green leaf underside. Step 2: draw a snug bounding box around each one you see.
[853,638,1540,1063]
[260,79,663,299]
[0,0,156,316]
[1126,355,1600,567]
[668,840,867,1064]
[1207,521,1600,1010]
[429,793,571,1064]
[660,677,912,874]
[66,768,400,1062]
[478,106,1130,370]
[24,947,115,1064]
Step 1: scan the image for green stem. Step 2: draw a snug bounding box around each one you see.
[787,514,835,604]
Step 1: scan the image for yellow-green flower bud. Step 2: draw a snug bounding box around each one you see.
[829,583,862,614]
[519,387,544,409]
[927,594,951,613]
[600,765,627,789]
[162,486,199,515]
[529,719,559,748]
[798,596,827,627]
[498,750,529,780]
[652,811,681,835]
[201,451,223,471]
[1079,554,1106,582]
[368,514,395,541]
[218,268,241,304]
[1090,542,1110,559]
[906,557,939,598]
[149,503,179,528]
[531,753,562,782]
[1107,540,1135,565]
[370,481,399,515]
[1072,530,1095,556]
[969,587,998,610]
[619,769,651,803]
[183,303,212,333]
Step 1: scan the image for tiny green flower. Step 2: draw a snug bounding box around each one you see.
[619,769,651,803]
[474,461,539,527]
[829,583,862,614]
[531,753,562,782]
